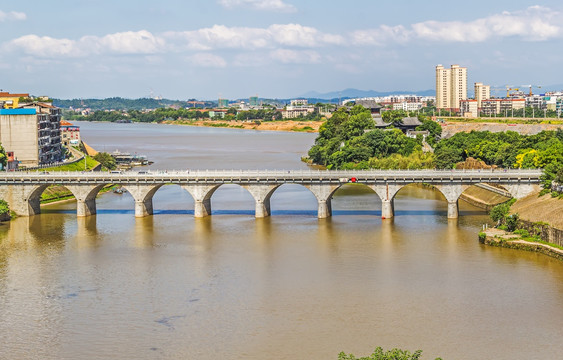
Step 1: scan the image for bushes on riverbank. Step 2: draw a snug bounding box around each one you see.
[338,346,442,360]
[0,199,9,216]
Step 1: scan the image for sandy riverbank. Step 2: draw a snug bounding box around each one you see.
[161,119,324,132]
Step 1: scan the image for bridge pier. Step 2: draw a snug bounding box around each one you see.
[66,184,106,217]
[371,184,402,219]
[124,184,162,218]
[243,184,279,218]
[305,184,339,219]
[183,185,219,218]
[435,184,466,219]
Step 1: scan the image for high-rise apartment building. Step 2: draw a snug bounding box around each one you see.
[435,64,467,110]
[0,101,63,168]
[474,82,490,108]
[435,65,450,109]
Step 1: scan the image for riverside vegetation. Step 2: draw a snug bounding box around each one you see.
[306,106,563,190]
[338,346,442,360]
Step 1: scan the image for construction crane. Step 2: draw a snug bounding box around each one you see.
[505,86,520,97]
[521,85,542,96]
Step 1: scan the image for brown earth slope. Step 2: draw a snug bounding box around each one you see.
[511,192,563,229]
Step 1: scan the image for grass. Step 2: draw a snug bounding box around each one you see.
[40,184,116,204]
[519,236,563,251]
[37,156,100,172]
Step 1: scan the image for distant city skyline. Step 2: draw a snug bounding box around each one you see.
[1,0,563,99]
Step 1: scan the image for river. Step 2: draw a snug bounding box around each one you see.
[0,121,562,360]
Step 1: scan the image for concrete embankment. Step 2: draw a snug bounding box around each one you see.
[480,191,563,260]
[480,228,563,261]
[459,185,511,211]
[442,121,563,138]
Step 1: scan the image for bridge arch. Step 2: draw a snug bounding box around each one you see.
[267,183,317,217]
[23,183,108,217]
[331,183,381,216]
[26,184,52,216]
[182,183,260,217]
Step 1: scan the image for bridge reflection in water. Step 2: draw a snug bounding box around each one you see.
[0,169,542,219]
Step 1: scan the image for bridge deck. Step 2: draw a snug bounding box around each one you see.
[0,169,543,185]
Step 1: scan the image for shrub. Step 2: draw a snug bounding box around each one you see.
[514,229,529,237]
[539,188,551,196]
[0,199,9,215]
[338,346,441,360]
[506,213,520,232]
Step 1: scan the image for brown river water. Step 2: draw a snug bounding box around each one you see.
[0,122,562,360]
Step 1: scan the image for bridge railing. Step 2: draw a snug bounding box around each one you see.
[0,168,544,178]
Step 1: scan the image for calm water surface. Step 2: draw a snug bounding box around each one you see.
[0,122,562,360]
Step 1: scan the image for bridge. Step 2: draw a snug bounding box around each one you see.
[0,169,542,219]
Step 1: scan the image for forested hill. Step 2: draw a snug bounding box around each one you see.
[52,97,211,110]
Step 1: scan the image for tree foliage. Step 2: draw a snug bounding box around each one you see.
[0,142,7,169]
[93,152,117,170]
[308,106,425,169]
[338,346,442,360]
[433,129,563,176]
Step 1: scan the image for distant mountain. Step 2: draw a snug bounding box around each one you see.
[53,97,214,110]
[300,88,435,100]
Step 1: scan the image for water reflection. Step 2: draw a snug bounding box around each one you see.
[1,123,562,360]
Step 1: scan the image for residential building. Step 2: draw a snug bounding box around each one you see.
[290,99,308,107]
[435,64,450,109]
[435,64,467,111]
[481,99,501,116]
[281,106,315,119]
[60,120,81,146]
[0,102,63,168]
[460,100,478,118]
[218,98,229,108]
[474,83,490,108]
[0,91,29,109]
[480,99,525,116]
[249,96,259,107]
[526,95,546,109]
[209,109,227,118]
[392,102,423,111]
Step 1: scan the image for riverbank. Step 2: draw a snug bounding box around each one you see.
[479,191,563,260]
[161,119,323,132]
[480,228,563,261]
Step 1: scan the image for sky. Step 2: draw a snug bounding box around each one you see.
[1,0,563,100]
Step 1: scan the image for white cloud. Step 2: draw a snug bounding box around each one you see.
[187,53,227,68]
[270,49,320,64]
[9,35,81,57]
[352,6,561,45]
[218,0,296,13]
[8,30,165,58]
[91,30,165,54]
[0,10,26,21]
[351,25,410,45]
[165,23,343,50]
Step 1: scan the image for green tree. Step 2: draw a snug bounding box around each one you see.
[93,152,117,170]
[382,110,408,126]
[338,346,442,360]
[0,142,7,169]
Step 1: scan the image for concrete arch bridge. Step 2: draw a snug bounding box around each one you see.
[0,169,542,219]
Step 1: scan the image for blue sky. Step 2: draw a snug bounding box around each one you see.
[1,0,562,99]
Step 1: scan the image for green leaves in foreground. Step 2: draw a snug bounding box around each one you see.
[338,346,442,360]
